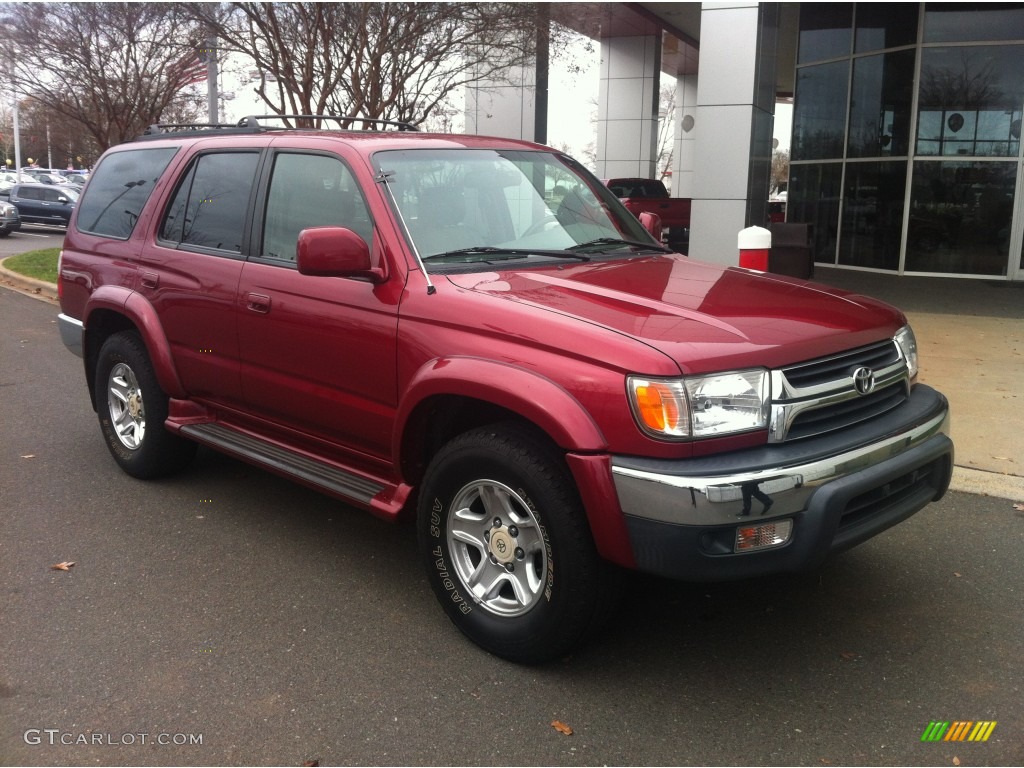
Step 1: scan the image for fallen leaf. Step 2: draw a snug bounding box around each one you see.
[839,651,859,660]
[50,561,75,571]
[953,757,960,766]
[551,720,573,736]
[954,572,962,577]
[20,454,36,459]
[301,761,320,767]
[1013,502,1024,512]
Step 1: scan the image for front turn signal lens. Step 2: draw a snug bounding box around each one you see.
[628,378,690,438]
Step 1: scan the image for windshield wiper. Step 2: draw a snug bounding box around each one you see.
[422,246,590,262]
[567,237,672,254]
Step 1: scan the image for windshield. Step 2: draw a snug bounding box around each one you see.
[371,148,661,270]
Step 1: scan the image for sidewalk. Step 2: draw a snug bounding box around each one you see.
[813,267,1024,501]
[2,256,1022,501]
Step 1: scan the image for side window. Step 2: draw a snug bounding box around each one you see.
[20,187,40,200]
[260,152,373,264]
[159,151,259,254]
[76,147,177,237]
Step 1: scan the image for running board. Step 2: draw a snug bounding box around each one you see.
[179,422,385,507]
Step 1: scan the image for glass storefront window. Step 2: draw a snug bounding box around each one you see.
[924,2,1024,43]
[788,162,843,264]
[847,50,915,157]
[798,3,853,64]
[793,60,850,160]
[855,3,919,53]
[839,161,907,270]
[916,46,1024,157]
[906,161,1016,275]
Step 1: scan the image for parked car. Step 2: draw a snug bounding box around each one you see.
[31,172,70,185]
[0,172,18,193]
[57,116,953,663]
[0,199,21,236]
[604,177,691,251]
[62,173,89,186]
[8,182,79,226]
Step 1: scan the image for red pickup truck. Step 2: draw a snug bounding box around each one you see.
[605,177,691,250]
[57,118,952,662]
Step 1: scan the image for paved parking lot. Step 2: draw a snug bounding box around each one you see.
[2,278,1022,767]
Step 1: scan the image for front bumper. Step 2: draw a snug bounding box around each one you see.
[611,385,952,580]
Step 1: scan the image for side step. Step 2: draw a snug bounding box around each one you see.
[179,422,385,507]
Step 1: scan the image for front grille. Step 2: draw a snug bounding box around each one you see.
[786,383,906,440]
[770,339,909,442]
[782,340,901,389]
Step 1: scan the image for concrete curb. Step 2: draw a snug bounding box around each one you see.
[0,256,58,303]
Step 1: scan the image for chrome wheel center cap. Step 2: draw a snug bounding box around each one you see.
[128,393,142,419]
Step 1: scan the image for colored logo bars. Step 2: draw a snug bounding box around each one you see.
[921,721,997,742]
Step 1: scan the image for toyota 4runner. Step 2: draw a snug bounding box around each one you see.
[57,116,953,662]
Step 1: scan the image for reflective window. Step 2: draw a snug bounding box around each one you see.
[788,162,843,264]
[261,152,373,264]
[793,60,850,160]
[916,46,1024,157]
[847,50,915,157]
[160,152,259,253]
[924,2,1024,43]
[798,3,853,64]
[855,3,919,53]
[906,161,1016,275]
[76,147,177,238]
[839,161,907,270]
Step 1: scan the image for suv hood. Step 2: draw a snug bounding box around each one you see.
[444,255,906,374]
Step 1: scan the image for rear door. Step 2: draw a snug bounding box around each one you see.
[138,148,260,407]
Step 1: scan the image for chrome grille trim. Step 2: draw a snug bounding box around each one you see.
[768,339,910,443]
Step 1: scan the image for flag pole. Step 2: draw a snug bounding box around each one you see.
[205,36,218,124]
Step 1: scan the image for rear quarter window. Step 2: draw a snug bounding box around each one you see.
[76,147,178,238]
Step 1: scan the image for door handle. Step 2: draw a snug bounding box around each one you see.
[140,271,159,289]
[246,293,271,313]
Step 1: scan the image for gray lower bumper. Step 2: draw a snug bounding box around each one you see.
[57,313,84,358]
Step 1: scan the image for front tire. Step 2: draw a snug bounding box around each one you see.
[94,331,196,479]
[418,424,617,663]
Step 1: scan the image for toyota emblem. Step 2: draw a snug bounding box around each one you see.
[852,366,875,395]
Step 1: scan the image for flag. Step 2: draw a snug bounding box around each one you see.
[169,48,209,89]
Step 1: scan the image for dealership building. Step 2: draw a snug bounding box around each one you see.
[467,2,1024,281]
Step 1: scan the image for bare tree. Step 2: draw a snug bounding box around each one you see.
[656,82,677,183]
[771,149,789,195]
[188,2,565,127]
[0,3,206,152]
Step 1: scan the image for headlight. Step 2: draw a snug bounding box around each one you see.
[894,325,918,381]
[628,369,770,440]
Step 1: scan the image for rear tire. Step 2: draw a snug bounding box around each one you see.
[94,331,196,479]
[418,423,618,663]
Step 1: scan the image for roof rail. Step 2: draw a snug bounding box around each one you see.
[138,116,266,140]
[247,114,420,131]
[135,114,419,142]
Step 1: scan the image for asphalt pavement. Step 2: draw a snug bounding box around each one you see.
[1,241,1023,766]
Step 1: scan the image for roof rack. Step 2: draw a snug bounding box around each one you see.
[137,114,418,141]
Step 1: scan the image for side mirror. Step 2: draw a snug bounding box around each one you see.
[296,226,384,282]
[638,211,662,241]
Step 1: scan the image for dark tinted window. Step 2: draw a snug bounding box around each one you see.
[855,3,919,53]
[160,152,259,253]
[924,2,1024,43]
[788,162,843,263]
[847,50,915,157]
[76,147,177,237]
[260,152,373,263]
[839,160,907,270]
[798,3,853,64]
[793,60,850,160]
[18,186,42,200]
[916,46,1024,157]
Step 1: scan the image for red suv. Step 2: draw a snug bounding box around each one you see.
[57,117,953,662]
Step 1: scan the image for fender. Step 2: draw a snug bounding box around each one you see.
[85,286,186,399]
[395,356,607,457]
